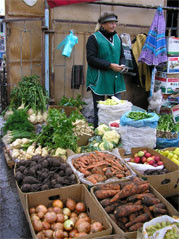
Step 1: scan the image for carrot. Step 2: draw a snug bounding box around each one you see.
[129,223,143,232]
[129,213,136,221]
[86,174,107,184]
[149,203,166,211]
[95,189,119,200]
[125,213,150,228]
[96,183,120,191]
[134,200,142,205]
[143,206,153,219]
[127,193,155,202]
[141,196,161,206]
[114,205,143,218]
[104,203,119,213]
[153,207,167,214]
[110,183,149,202]
[100,198,112,207]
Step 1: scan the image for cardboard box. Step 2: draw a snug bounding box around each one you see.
[157,57,179,73]
[126,147,179,197]
[155,75,179,94]
[48,105,78,117]
[167,37,179,56]
[171,104,179,123]
[91,180,179,239]
[25,184,112,239]
[14,162,80,214]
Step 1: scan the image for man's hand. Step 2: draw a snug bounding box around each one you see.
[109,63,124,72]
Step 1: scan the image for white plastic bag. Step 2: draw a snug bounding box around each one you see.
[98,100,132,126]
[142,215,179,239]
[120,125,156,154]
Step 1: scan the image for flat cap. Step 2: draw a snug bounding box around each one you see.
[98,11,118,24]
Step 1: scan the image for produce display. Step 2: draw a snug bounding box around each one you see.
[98,98,125,105]
[71,151,132,184]
[156,148,179,166]
[4,75,49,124]
[29,198,104,238]
[129,150,164,167]
[126,112,152,121]
[15,156,77,192]
[58,94,86,110]
[93,177,169,232]
[157,114,179,139]
[109,121,120,128]
[81,124,121,152]
[72,119,94,137]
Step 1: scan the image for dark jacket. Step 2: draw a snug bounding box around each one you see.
[86,27,126,70]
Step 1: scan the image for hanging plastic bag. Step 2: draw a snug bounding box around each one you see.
[120,33,136,75]
[57,30,78,58]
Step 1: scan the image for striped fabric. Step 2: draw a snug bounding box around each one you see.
[138,7,167,66]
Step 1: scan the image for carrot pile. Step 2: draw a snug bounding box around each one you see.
[94,177,168,232]
[72,151,132,184]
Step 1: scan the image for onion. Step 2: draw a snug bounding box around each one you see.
[75,202,86,213]
[30,207,36,214]
[66,198,76,211]
[42,221,51,230]
[90,222,103,233]
[78,213,88,219]
[45,212,57,223]
[48,207,54,212]
[63,208,71,217]
[52,199,63,209]
[64,215,68,221]
[31,214,40,222]
[63,219,74,231]
[70,217,77,225]
[44,229,53,238]
[75,232,87,237]
[33,219,43,232]
[53,207,62,214]
[77,221,90,233]
[56,213,65,223]
[69,229,78,238]
[71,212,78,218]
[63,231,68,238]
[75,217,90,228]
[36,205,48,214]
[53,222,64,231]
[53,229,64,238]
[36,231,45,239]
[37,211,44,219]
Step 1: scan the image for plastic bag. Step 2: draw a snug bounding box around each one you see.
[120,125,157,154]
[98,101,132,126]
[120,112,159,128]
[156,134,179,148]
[142,215,179,239]
[57,30,78,57]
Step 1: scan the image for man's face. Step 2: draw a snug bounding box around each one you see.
[102,21,117,33]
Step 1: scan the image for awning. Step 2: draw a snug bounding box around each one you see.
[47,0,97,8]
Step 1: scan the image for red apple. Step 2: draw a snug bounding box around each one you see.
[148,160,155,165]
[153,164,158,167]
[151,156,155,160]
[141,157,147,163]
[157,161,164,166]
[145,152,152,158]
[154,156,161,162]
[147,157,153,162]
[134,157,141,163]
[134,153,138,158]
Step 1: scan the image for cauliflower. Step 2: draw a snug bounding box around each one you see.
[102,130,120,145]
[99,141,113,151]
[55,147,67,156]
[95,124,110,136]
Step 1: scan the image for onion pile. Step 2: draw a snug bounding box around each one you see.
[30,198,104,238]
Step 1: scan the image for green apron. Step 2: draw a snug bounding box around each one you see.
[86,31,126,95]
